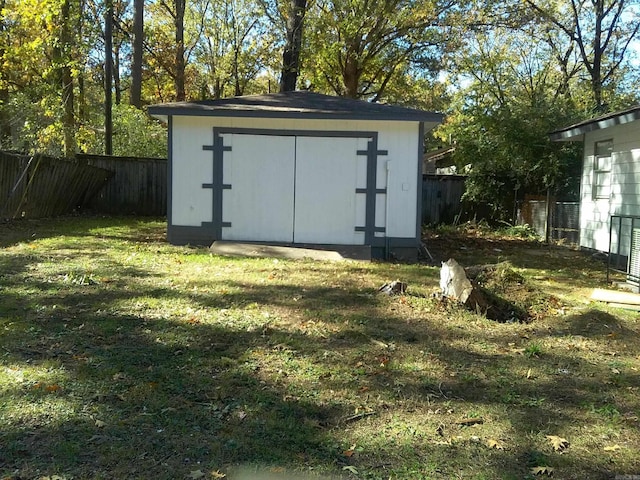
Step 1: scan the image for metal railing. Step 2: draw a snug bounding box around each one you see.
[608,215,640,284]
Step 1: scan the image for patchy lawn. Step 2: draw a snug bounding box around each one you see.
[0,217,638,480]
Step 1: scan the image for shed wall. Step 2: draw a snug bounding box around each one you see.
[170,116,420,244]
[581,120,640,253]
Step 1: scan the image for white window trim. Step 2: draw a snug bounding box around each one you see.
[593,139,613,200]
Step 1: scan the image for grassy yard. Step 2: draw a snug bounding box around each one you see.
[1,217,639,480]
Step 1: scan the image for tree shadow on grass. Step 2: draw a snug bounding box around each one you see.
[0,310,350,479]
[0,215,166,248]
[1,224,639,479]
[2,293,636,480]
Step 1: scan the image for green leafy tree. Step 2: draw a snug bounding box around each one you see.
[76,104,167,157]
[304,0,458,100]
[144,0,188,101]
[0,0,80,156]
[524,0,640,112]
[438,27,584,220]
[191,0,277,99]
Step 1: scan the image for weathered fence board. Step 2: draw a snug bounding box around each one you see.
[0,152,113,219]
[422,174,466,225]
[0,152,30,218]
[517,197,580,244]
[78,154,167,216]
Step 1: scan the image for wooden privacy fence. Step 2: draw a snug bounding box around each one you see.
[0,152,113,220]
[78,154,167,216]
[422,174,466,225]
[517,197,580,244]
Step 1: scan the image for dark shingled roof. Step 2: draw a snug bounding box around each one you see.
[148,91,443,123]
[550,104,640,141]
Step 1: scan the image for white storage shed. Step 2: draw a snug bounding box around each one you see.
[148,91,443,259]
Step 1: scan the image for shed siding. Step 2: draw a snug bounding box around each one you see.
[378,122,421,239]
[580,120,640,253]
[170,115,420,244]
[171,117,213,226]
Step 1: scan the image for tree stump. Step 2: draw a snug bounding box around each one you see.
[440,258,489,314]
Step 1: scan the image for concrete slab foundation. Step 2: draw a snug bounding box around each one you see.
[210,241,371,261]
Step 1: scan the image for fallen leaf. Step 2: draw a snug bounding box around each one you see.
[342,466,358,474]
[611,368,621,375]
[210,471,226,479]
[94,419,106,428]
[604,445,621,452]
[527,368,532,379]
[187,470,205,479]
[486,439,504,450]
[343,443,357,457]
[531,466,554,476]
[546,435,569,452]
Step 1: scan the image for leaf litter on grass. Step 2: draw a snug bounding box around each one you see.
[1,217,639,480]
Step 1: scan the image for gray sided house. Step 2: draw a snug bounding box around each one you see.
[551,105,640,282]
[148,91,443,259]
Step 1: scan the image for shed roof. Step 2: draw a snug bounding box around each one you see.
[148,91,443,124]
[550,104,640,141]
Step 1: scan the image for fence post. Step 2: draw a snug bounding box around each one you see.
[545,188,551,243]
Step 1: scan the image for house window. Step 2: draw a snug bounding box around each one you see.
[593,139,613,199]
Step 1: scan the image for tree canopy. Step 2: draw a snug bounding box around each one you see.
[0,0,637,218]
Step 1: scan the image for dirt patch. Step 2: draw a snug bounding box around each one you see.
[427,229,571,323]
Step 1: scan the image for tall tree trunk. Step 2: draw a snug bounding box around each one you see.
[56,0,75,158]
[343,52,360,98]
[130,0,144,107]
[174,0,186,101]
[233,47,241,96]
[78,75,85,120]
[62,63,75,157]
[279,0,307,92]
[114,43,121,105]
[0,0,11,148]
[591,0,604,111]
[77,0,86,122]
[105,0,113,155]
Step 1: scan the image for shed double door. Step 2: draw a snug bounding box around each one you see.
[221,134,366,245]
